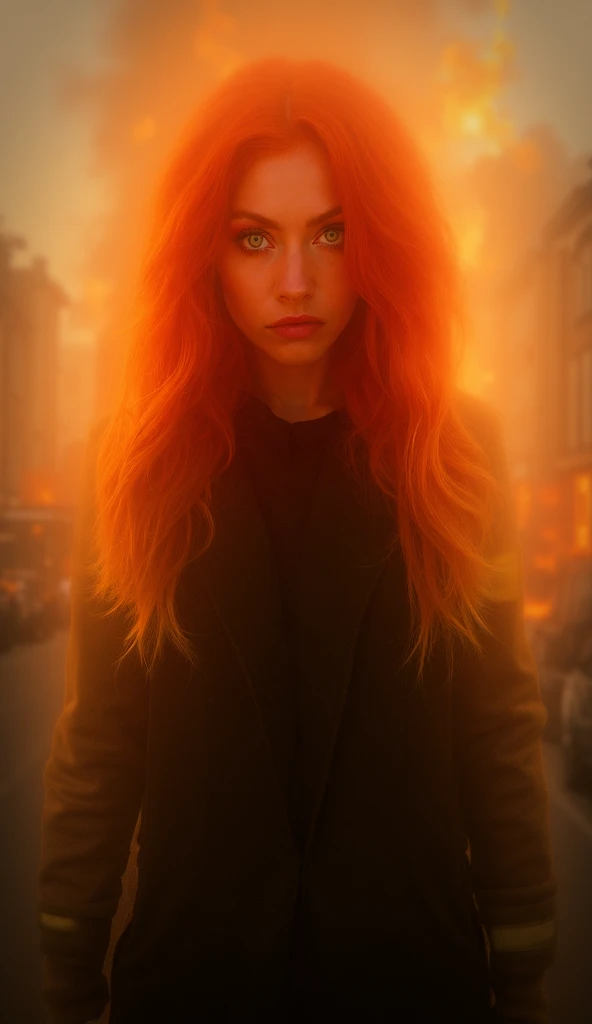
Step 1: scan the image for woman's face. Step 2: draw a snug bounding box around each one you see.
[216,140,359,394]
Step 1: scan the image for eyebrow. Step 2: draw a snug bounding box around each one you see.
[229,205,343,229]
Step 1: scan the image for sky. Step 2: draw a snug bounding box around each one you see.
[1,0,592,355]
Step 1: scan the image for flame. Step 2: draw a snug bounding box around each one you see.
[438,1,515,155]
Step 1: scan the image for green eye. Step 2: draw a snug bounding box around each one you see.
[235,230,270,252]
[234,223,344,255]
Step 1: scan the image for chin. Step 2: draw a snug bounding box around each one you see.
[266,343,333,363]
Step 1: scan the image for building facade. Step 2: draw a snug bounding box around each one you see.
[495,165,592,612]
[544,170,592,559]
[0,248,68,508]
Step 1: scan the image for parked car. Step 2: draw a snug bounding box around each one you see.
[560,623,592,793]
[529,556,592,742]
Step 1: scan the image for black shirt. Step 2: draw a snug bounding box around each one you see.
[233,390,348,630]
[233,391,350,851]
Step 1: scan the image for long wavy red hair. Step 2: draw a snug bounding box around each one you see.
[87,56,507,684]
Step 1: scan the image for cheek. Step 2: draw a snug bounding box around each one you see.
[218,258,260,315]
[324,255,355,293]
[331,268,359,312]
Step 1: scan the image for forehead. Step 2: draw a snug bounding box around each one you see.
[230,142,339,218]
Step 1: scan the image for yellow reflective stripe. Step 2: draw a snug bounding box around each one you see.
[482,549,522,603]
[487,918,556,952]
[39,913,79,932]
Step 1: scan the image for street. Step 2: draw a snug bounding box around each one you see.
[1,629,591,1023]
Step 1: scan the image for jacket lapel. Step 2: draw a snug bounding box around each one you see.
[192,427,399,858]
[191,448,299,836]
[287,435,400,857]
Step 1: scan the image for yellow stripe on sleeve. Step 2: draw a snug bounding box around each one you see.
[39,912,80,932]
[487,918,556,953]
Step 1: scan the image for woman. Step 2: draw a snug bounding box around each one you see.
[38,57,557,1023]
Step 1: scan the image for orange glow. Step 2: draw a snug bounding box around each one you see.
[574,473,592,552]
[524,599,553,621]
[132,116,157,143]
[510,138,543,175]
[21,471,57,507]
[436,0,515,302]
[456,207,486,269]
[515,481,532,530]
[532,554,557,572]
[438,0,516,156]
[194,0,241,79]
[539,487,560,507]
[80,277,113,321]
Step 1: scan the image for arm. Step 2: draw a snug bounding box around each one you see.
[38,419,150,1024]
[453,405,558,1024]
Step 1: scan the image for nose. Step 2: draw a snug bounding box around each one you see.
[276,244,314,301]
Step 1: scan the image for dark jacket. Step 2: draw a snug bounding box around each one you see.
[37,391,557,1023]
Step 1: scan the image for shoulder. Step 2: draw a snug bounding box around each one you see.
[452,391,522,597]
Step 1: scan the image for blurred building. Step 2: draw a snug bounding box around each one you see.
[545,165,592,557]
[0,234,74,582]
[496,162,592,611]
[0,247,68,508]
[56,340,97,506]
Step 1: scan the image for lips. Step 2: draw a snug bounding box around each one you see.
[267,315,324,327]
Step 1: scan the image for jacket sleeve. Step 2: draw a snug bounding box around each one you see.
[453,400,558,1024]
[37,417,150,1024]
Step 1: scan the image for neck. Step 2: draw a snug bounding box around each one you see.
[265,398,338,422]
[246,354,344,423]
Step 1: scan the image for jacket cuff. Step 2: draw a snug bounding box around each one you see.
[39,915,112,1024]
[41,954,109,1024]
